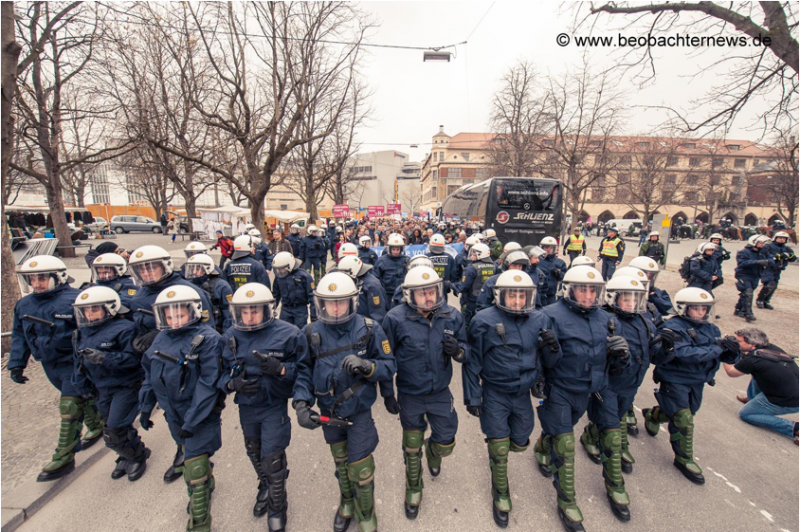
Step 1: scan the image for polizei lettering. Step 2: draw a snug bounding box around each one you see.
[513,212,554,222]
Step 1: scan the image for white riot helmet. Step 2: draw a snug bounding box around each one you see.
[73,286,124,328]
[359,235,372,247]
[464,236,479,252]
[243,223,256,233]
[540,236,558,254]
[699,242,718,254]
[674,287,715,324]
[307,225,318,235]
[503,250,530,271]
[335,226,343,234]
[473,232,485,243]
[403,266,444,312]
[494,270,536,315]
[338,243,359,262]
[773,231,790,242]
[649,231,660,239]
[484,228,497,239]
[248,229,262,245]
[290,224,300,234]
[503,242,522,253]
[184,241,208,258]
[129,245,174,286]
[628,256,660,286]
[470,243,491,261]
[408,255,434,270]
[184,254,216,280]
[314,272,359,325]
[562,266,605,311]
[153,285,203,331]
[387,233,405,255]
[605,276,647,316]
[428,234,446,254]
[272,252,296,278]
[315,227,326,237]
[337,256,371,279]
[612,266,650,292]
[747,235,769,248]
[570,256,595,268]
[230,283,275,331]
[528,246,547,260]
[232,235,254,259]
[709,233,724,243]
[91,253,127,283]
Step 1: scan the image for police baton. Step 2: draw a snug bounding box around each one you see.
[310,413,353,427]
[153,350,186,366]
[22,315,55,328]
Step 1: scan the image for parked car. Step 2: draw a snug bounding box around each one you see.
[110,215,164,234]
[67,217,109,233]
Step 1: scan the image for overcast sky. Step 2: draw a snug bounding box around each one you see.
[354,2,776,163]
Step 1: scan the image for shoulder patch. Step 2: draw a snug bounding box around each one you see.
[202,309,209,321]
[372,295,381,306]
[381,339,391,354]
[225,293,233,302]
[310,282,315,289]
[127,289,137,296]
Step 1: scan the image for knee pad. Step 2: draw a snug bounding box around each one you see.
[672,409,694,431]
[509,439,530,453]
[244,438,261,459]
[102,426,128,450]
[488,438,510,459]
[402,430,424,451]
[262,450,287,474]
[330,440,349,463]
[745,288,754,296]
[431,439,456,457]
[59,397,83,420]
[767,282,778,291]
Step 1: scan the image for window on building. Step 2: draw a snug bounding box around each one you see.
[433,152,438,162]
[449,167,462,178]
[689,157,701,167]
[684,190,698,202]
[90,165,110,204]
[475,167,490,179]
[439,152,445,161]
[591,187,604,201]
[543,139,554,146]
[589,140,602,147]
[664,174,676,186]
[687,174,698,185]
[681,142,696,149]
[461,153,470,161]
[734,158,746,168]
[667,156,679,166]
[618,155,632,165]
[712,157,724,167]
[617,173,630,184]
[661,187,675,202]
[727,144,741,151]
[433,170,438,180]
[616,187,630,201]
[636,141,650,148]
[731,175,743,186]
[643,156,655,165]
[709,175,721,186]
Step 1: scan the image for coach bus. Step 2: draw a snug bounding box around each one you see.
[439,176,563,247]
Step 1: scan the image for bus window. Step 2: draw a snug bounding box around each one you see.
[493,179,559,211]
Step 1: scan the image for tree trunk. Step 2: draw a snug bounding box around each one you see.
[185,195,197,233]
[76,181,85,207]
[250,198,265,237]
[47,184,76,258]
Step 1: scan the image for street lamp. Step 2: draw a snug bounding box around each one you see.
[423,50,451,62]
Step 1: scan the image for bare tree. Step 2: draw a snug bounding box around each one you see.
[400,187,423,214]
[115,147,177,220]
[749,130,800,227]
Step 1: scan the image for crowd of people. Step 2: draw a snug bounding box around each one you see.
[8,215,798,532]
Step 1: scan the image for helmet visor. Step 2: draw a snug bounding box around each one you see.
[92,265,121,282]
[404,282,444,311]
[231,303,274,331]
[313,295,359,324]
[74,304,112,328]
[18,272,57,294]
[565,283,605,310]
[609,290,647,315]
[644,270,659,286]
[494,287,536,314]
[183,264,209,280]
[130,260,169,286]
[273,265,290,278]
[184,249,205,258]
[681,303,715,324]
[428,243,444,254]
[153,302,200,330]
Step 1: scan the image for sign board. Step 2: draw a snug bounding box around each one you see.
[652,213,672,260]
[368,205,385,217]
[333,204,349,218]
[386,203,402,215]
[419,210,427,218]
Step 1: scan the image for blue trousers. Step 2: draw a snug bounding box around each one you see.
[303,258,324,283]
[600,258,618,281]
[739,380,798,439]
[480,385,534,446]
[537,384,589,435]
[587,386,635,431]
[654,380,705,416]
[280,305,309,328]
[398,388,458,444]
[240,403,291,457]
[321,409,379,463]
[95,385,139,429]
[43,359,84,397]
[165,414,222,460]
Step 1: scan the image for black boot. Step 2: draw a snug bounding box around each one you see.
[245,439,269,518]
[762,282,777,310]
[127,447,151,482]
[164,445,185,483]
[263,450,289,532]
[111,457,128,480]
[755,299,765,309]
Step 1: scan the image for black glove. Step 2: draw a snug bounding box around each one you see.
[718,336,740,355]
[259,355,284,376]
[139,411,154,430]
[9,368,29,384]
[538,329,560,352]
[466,405,482,418]
[755,260,769,267]
[551,267,562,279]
[295,401,320,430]
[178,429,194,439]
[442,334,461,359]
[228,372,260,395]
[531,377,547,399]
[383,395,400,415]
[81,348,106,365]
[133,330,159,354]
[342,354,373,376]
[607,336,630,363]
[660,328,676,351]
[443,280,451,292]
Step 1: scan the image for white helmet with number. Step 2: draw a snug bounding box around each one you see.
[272,252,296,278]
[153,285,203,331]
[338,243,359,261]
[562,266,605,310]
[503,250,530,271]
[403,266,444,311]
[184,241,208,258]
[359,235,372,247]
[503,242,521,253]
[248,229,262,245]
[428,234,446,254]
[184,254,216,280]
[709,233,724,242]
[387,233,405,255]
[612,266,650,291]
[230,283,275,331]
[605,276,647,316]
[674,287,715,324]
[73,286,123,327]
[570,256,595,268]
[470,243,491,261]
[494,270,536,314]
[773,231,790,242]
[408,255,434,270]
[91,253,127,283]
[314,272,359,324]
[628,256,660,285]
[540,236,558,247]
[129,245,174,286]
[484,228,497,239]
[232,235,255,259]
[337,256,371,279]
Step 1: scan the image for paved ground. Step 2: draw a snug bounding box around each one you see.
[4,232,798,531]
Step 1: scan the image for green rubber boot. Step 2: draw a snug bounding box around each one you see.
[184,454,213,532]
[534,433,552,477]
[551,433,585,532]
[488,438,511,528]
[348,454,378,532]
[330,441,354,532]
[642,406,669,437]
[600,429,630,522]
[80,399,104,447]
[425,438,455,477]
[37,397,83,482]
[403,430,424,519]
[625,408,639,436]
[670,409,705,484]
[579,423,601,464]
[619,418,635,474]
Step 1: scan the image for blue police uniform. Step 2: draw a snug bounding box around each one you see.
[648,288,673,320]
[356,273,389,323]
[538,254,567,306]
[224,256,271,292]
[734,245,765,318]
[711,244,731,285]
[758,240,797,307]
[180,263,226,283]
[358,247,378,266]
[287,233,302,257]
[299,235,327,283]
[95,275,139,308]
[129,274,216,337]
[374,254,409,310]
[453,257,496,326]
[188,274,233,333]
[253,242,274,272]
[454,247,470,281]
[687,254,718,292]
[327,226,338,260]
[425,250,457,295]
[273,268,317,327]
[476,270,544,312]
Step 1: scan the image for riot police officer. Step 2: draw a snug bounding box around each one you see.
[184,254,233,333]
[569,256,595,268]
[638,231,666,266]
[465,271,559,527]
[454,235,479,281]
[708,233,731,289]
[391,255,434,307]
[335,256,389,323]
[642,288,740,484]
[533,266,630,532]
[249,228,275,273]
[629,256,674,320]
[292,272,396,532]
[358,235,378,265]
[484,228,503,261]
[477,250,542,311]
[688,243,719,293]
[219,283,304,530]
[299,225,327,284]
[453,243,496,326]
[287,224,303,257]
[338,242,359,265]
[88,252,139,308]
[374,234,409,310]
[9,256,104,482]
[734,235,769,322]
[271,252,317,327]
[539,236,567,306]
[72,286,150,481]
[597,227,626,280]
[139,285,224,532]
[382,266,468,520]
[180,241,226,282]
[527,246,550,306]
[757,231,797,309]
[225,235,271,291]
[426,233,457,295]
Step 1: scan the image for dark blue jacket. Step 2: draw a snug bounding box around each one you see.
[382,303,468,396]
[735,246,765,279]
[649,287,673,317]
[464,306,558,405]
[688,255,718,289]
[356,272,388,323]
[299,235,327,260]
[218,319,304,406]
[95,276,139,308]
[273,268,317,319]
[539,254,567,297]
[139,322,223,432]
[711,245,731,274]
[762,241,797,282]
[607,310,659,392]
[73,317,143,392]
[358,247,378,266]
[287,233,302,257]
[476,269,544,312]
[541,300,623,394]
[293,315,396,418]
[655,316,737,385]
[454,247,470,281]
[425,250,458,290]
[374,254,409,301]
[253,242,274,271]
[454,258,495,307]
[189,274,233,332]
[9,284,81,371]
[224,256,270,292]
[128,273,215,335]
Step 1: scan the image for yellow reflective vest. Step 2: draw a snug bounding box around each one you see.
[566,235,584,252]
[600,237,623,258]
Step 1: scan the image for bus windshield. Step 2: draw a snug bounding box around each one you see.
[493,179,559,211]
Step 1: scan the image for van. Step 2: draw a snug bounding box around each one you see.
[606,219,643,236]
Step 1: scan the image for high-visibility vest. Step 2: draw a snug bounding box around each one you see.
[567,235,584,251]
[601,237,622,258]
